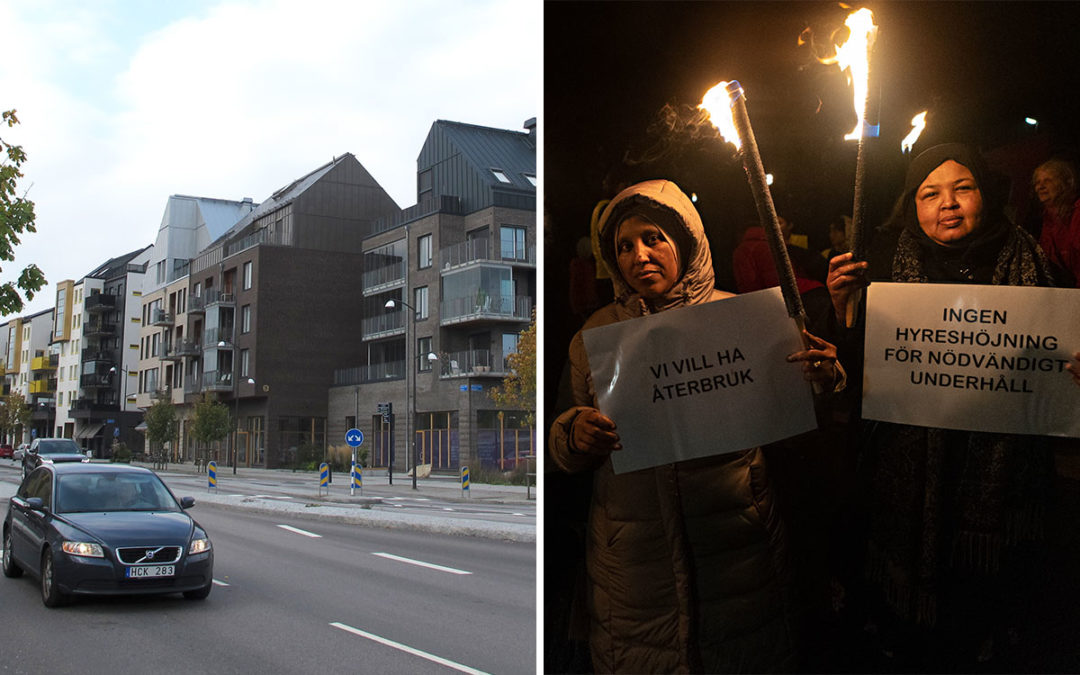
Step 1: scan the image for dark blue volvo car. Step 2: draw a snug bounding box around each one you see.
[3,462,213,607]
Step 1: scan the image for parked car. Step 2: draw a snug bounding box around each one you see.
[0,444,12,459]
[2,462,213,607]
[13,443,29,462]
[22,438,89,479]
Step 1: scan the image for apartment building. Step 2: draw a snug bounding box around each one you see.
[2,308,56,443]
[135,195,257,460]
[142,154,399,468]
[48,248,153,456]
[331,118,537,474]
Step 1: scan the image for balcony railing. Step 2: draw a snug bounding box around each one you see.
[83,321,117,337]
[205,290,235,307]
[188,296,206,314]
[29,379,57,394]
[175,339,201,357]
[436,349,508,378]
[333,360,406,385]
[184,378,202,395]
[204,326,235,347]
[72,397,120,412]
[81,348,115,364]
[30,355,59,371]
[361,312,405,339]
[80,374,114,389]
[440,294,533,325]
[202,370,233,391]
[160,343,182,361]
[362,261,405,293]
[84,293,117,312]
[151,308,175,326]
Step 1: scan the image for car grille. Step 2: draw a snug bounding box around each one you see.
[116,546,183,565]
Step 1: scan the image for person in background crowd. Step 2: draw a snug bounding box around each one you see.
[821,215,851,261]
[550,179,842,673]
[827,143,1080,671]
[1032,158,1080,287]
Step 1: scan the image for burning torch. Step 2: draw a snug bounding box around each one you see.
[700,80,822,392]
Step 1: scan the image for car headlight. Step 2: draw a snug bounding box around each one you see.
[188,538,211,555]
[41,458,54,465]
[61,541,104,558]
[80,457,90,463]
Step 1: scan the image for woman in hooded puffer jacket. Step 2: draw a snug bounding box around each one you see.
[550,179,841,673]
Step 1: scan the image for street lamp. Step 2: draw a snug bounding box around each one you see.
[232,376,254,474]
[384,298,437,490]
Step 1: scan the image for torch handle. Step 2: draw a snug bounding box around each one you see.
[726,81,807,322]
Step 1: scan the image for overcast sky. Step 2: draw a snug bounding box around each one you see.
[1,0,539,317]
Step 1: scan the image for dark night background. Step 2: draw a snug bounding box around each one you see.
[542,2,1080,672]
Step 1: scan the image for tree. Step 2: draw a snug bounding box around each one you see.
[0,392,31,443]
[189,393,230,460]
[144,397,178,459]
[0,110,47,315]
[490,312,536,428]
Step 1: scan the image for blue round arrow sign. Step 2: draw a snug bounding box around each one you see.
[345,428,364,447]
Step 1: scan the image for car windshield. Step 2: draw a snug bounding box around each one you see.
[55,473,180,513]
[35,440,82,455]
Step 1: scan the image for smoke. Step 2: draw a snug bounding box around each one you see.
[622,101,734,168]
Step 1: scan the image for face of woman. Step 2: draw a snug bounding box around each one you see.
[615,215,680,300]
[915,160,983,246]
[1033,167,1066,207]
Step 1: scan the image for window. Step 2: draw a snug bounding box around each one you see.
[240,349,250,377]
[418,234,432,269]
[241,305,252,333]
[243,261,253,290]
[156,260,166,284]
[418,169,432,198]
[503,332,520,370]
[414,286,428,320]
[194,281,202,299]
[523,173,537,187]
[418,337,433,372]
[491,169,511,184]
[500,225,527,261]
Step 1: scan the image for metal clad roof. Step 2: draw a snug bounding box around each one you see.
[430,121,536,192]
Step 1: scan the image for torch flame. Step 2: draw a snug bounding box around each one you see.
[826,8,877,140]
[699,81,742,150]
[901,111,928,153]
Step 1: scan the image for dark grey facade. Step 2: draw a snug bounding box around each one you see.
[330,119,537,475]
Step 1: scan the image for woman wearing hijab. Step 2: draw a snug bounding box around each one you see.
[827,143,1080,669]
[549,179,839,673]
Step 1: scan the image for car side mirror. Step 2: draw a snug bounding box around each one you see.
[26,497,47,512]
[28,447,38,455]
[180,496,195,509]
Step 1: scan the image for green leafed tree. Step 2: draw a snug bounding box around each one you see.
[0,110,47,316]
[490,312,536,428]
[189,393,230,460]
[144,397,178,457]
[0,392,31,444]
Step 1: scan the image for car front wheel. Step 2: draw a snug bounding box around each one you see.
[2,527,22,578]
[40,548,68,608]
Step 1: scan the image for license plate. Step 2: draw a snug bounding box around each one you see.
[126,565,175,578]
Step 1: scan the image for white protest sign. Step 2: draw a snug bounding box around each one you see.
[583,287,817,474]
[863,282,1080,437]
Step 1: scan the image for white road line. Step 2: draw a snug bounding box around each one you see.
[276,524,322,538]
[212,579,230,586]
[513,513,525,517]
[329,622,490,675]
[372,552,472,575]
[442,507,455,511]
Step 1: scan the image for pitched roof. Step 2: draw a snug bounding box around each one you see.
[83,245,152,280]
[430,120,536,192]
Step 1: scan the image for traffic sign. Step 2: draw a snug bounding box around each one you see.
[208,461,217,490]
[345,428,364,447]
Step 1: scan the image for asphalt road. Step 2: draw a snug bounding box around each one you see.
[0,466,536,674]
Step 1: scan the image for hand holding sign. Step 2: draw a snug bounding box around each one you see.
[571,408,622,456]
[826,251,870,324]
[786,329,841,387]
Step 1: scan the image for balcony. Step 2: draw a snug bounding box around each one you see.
[204,326,235,348]
[80,373,115,389]
[83,321,117,337]
[362,312,405,341]
[81,349,115,364]
[175,339,202,358]
[440,294,533,326]
[202,370,233,392]
[362,261,405,296]
[437,349,508,378]
[333,360,406,385]
[160,343,182,361]
[29,378,57,395]
[84,293,117,313]
[205,290,235,308]
[70,397,120,418]
[188,296,206,314]
[30,354,59,371]
[184,377,202,395]
[151,308,175,326]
